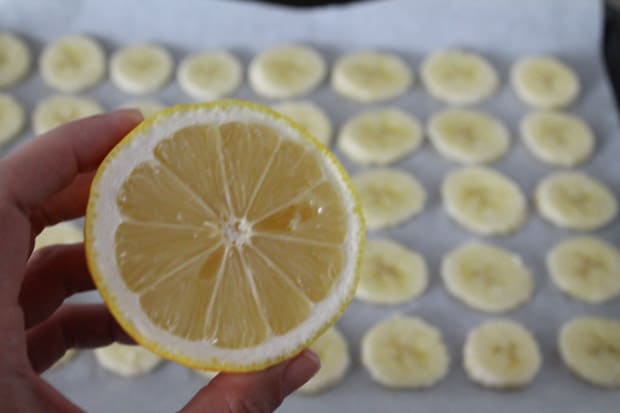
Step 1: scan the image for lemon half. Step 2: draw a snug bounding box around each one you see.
[85,100,364,371]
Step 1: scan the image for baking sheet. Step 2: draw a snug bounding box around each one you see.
[2,0,620,411]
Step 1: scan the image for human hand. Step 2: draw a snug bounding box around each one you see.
[0,110,319,412]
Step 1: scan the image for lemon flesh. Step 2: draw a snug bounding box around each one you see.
[114,122,348,349]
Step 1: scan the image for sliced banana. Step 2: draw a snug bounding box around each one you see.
[0,93,25,146]
[428,109,509,165]
[195,369,218,380]
[50,349,77,370]
[353,168,426,230]
[547,237,620,303]
[361,316,450,389]
[441,242,534,313]
[177,51,242,100]
[34,222,83,251]
[421,50,498,105]
[356,239,428,305]
[535,172,617,230]
[32,95,103,135]
[118,100,165,118]
[442,167,527,235]
[110,44,173,94]
[464,319,542,389]
[331,51,412,102]
[39,34,106,93]
[298,326,350,394]
[0,32,31,88]
[521,111,594,167]
[338,108,423,165]
[512,57,579,109]
[559,317,620,388]
[273,100,332,146]
[249,44,325,99]
[94,343,162,377]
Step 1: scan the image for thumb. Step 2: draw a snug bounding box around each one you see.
[181,350,320,413]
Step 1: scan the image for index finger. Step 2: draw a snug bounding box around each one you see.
[26,304,134,373]
[0,110,142,214]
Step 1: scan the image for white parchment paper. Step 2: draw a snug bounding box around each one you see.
[1,0,619,411]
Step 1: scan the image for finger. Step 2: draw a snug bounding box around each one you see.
[19,243,94,329]
[31,379,84,413]
[29,172,95,233]
[26,304,133,373]
[0,109,142,215]
[181,350,320,413]
[0,203,32,302]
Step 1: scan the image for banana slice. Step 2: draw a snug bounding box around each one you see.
[249,44,325,99]
[441,242,534,313]
[32,95,103,135]
[547,237,620,303]
[94,343,162,377]
[118,100,165,118]
[195,369,218,380]
[273,100,332,146]
[464,319,542,389]
[110,44,173,94]
[298,326,350,394]
[361,316,450,389]
[34,222,83,250]
[442,167,527,235]
[338,108,423,165]
[50,349,77,370]
[353,168,426,230]
[559,317,620,388]
[421,50,498,105]
[356,239,428,305]
[0,93,25,146]
[428,109,509,165]
[39,34,106,93]
[535,172,617,230]
[177,51,242,100]
[521,111,594,167]
[512,57,579,109]
[0,32,31,88]
[331,51,412,102]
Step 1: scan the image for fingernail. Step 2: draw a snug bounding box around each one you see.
[282,350,321,394]
[116,108,144,123]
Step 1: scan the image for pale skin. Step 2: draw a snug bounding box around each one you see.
[0,110,319,412]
